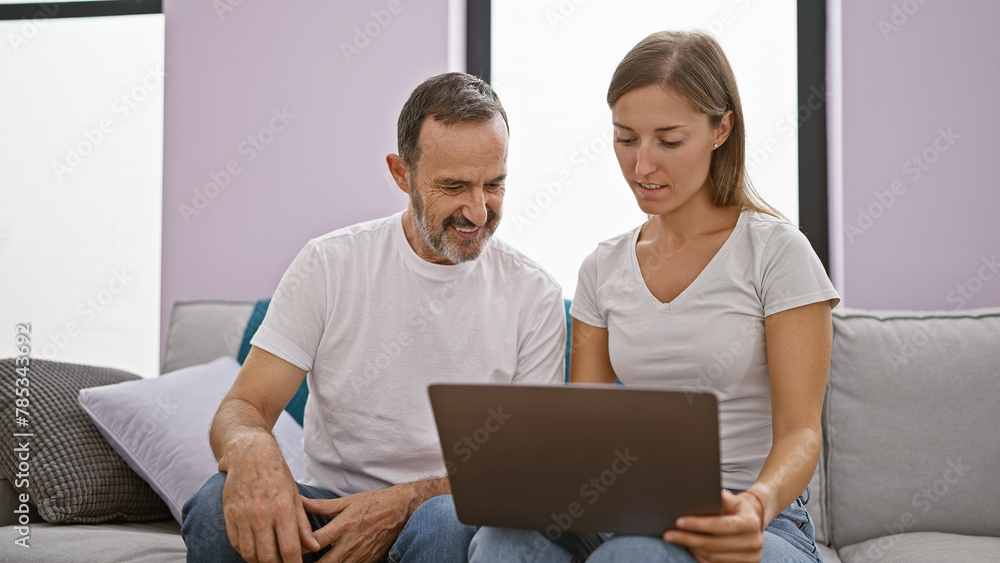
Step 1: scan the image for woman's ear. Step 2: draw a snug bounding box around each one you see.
[713,110,734,149]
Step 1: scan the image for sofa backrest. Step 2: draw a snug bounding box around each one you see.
[165,301,1000,549]
[823,307,1000,548]
[161,301,254,374]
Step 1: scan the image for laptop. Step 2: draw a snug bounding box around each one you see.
[428,383,722,537]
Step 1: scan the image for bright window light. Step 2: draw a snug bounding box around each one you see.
[0,12,164,377]
[492,1,798,297]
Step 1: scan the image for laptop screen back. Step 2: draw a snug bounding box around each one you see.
[429,383,722,536]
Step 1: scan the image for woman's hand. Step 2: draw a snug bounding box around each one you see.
[662,490,765,563]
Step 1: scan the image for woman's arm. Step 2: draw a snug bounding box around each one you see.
[569,318,618,384]
[746,300,832,524]
[663,300,833,562]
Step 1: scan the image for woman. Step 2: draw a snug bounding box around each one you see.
[469,30,838,562]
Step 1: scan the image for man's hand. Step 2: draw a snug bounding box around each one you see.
[221,430,322,563]
[300,486,414,563]
[662,489,765,563]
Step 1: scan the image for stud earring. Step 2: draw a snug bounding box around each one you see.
[713,144,718,149]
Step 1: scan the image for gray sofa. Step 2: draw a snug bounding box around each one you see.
[806,307,1000,561]
[0,301,257,563]
[2,301,998,562]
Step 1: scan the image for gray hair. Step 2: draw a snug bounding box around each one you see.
[397,72,508,169]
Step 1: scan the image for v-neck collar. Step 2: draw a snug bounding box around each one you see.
[629,209,748,313]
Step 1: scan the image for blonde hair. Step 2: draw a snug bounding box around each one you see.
[608,30,786,220]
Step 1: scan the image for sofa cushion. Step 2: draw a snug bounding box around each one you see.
[78,356,305,524]
[0,520,185,562]
[161,301,254,373]
[825,307,1000,547]
[236,298,270,364]
[0,359,169,523]
[563,298,572,382]
[816,542,841,563]
[237,298,309,425]
[837,531,1000,563]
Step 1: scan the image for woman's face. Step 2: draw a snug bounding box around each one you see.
[611,85,729,217]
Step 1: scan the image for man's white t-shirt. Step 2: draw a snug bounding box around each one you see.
[252,212,566,496]
[571,209,840,490]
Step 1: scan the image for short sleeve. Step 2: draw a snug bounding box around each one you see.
[512,287,566,384]
[760,224,840,317]
[570,248,607,328]
[250,241,329,371]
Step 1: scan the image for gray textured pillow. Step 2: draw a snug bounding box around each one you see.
[825,307,1000,547]
[0,359,170,523]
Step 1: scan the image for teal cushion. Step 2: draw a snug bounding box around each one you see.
[237,299,308,426]
[563,299,572,382]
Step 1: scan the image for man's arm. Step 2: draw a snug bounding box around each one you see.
[211,346,321,563]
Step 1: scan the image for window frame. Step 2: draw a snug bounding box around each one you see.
[467,0,830,271]
[0,1,161,20]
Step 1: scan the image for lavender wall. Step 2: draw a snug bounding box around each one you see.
[161,0,449,358]
[159,1,999,362]
[836,0,1000,310]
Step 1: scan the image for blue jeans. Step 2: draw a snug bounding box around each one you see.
[182,472,475,562]
[469,490,821,562]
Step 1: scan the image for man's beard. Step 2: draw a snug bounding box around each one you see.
[410,186,501,264]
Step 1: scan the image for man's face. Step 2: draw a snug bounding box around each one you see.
[404,116,507,264]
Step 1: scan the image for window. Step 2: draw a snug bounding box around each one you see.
[479,0,819,297]
[0,1,164,376]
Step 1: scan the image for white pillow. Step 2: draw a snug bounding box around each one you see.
[78,356,304,523]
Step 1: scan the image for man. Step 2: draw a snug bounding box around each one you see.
[181,72,566,563]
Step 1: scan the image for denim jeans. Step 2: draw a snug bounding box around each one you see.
[468,489,822,562]
[181,472,475,562]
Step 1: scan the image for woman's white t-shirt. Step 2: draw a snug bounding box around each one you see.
[571,209,840,490]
